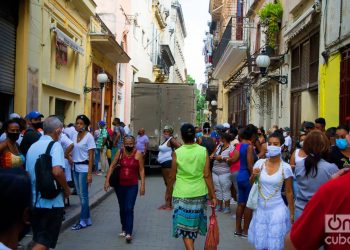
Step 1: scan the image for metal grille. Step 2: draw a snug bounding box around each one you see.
[0,17,16,94]
[340,48,350,125]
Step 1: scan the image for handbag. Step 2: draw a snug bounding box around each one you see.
[204,207,220,250]
[109,150,123,188]
[246,176,259,210]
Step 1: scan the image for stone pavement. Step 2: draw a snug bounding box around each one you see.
[20,173,113,247]
[55,174,255,250]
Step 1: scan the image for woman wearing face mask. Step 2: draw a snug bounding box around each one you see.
[329,125,350,169]
[157,125,181,210]
[248,131,294,250]
[104,136,145,243]
[71,115,96,230]
[294,130,338,220]
[0,120,25,169]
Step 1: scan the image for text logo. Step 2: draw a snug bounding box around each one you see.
[325,214,350,233]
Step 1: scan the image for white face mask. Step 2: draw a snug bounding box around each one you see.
[283,132,288,137]
[299,141,304,148]
[267,145,282,157]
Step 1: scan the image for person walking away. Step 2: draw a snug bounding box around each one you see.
[230,125,258,237]
[315,117,326,133]
[20,111,44,157]
[248,131,294,250]
[104,136,145,243]
[166,123,217,250]
[59,132,74,206]
[197,122,216,169]
[329,125,350,169]
[136,128,149,157]
[121,122,131,136]
[210,133,233,213]
[294,130,338,220]
[282,127,292,163]
[157,125,181,210]
[25,116,71,250]
[0,168,32,250]
[111,118,125,161]
[71,115,96,230]
[94,121,109,175]
[0,120,25,169]
[285,170,350,250]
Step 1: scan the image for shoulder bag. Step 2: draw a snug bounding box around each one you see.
[109,150,124,188]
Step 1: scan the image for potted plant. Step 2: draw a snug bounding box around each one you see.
[259,1,283,49]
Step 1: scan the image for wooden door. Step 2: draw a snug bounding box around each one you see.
[340,48,350,126]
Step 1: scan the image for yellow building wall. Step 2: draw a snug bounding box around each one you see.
[14,0,30,116]
[319,53,340,128]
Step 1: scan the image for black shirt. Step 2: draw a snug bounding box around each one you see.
[20,129,41,157]
[329,146,350,169]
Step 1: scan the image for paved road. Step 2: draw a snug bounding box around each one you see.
[56,174,254,250]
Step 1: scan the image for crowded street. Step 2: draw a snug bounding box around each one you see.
[1,0,350,250]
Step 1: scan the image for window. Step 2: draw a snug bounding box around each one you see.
[291,32,320,91]
[236,0,243,40]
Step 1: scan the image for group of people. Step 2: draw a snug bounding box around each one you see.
[0,111,146,249]
[154,118,350,250]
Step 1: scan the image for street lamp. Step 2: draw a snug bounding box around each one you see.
[211,100,217,107]
[255,48,288,85]
[84,71,109,93]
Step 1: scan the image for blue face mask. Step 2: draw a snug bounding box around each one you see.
[336,139,349,150]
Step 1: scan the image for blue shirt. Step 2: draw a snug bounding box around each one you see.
[26,135,65,208]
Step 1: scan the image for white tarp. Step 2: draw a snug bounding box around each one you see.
[53,27,84,55]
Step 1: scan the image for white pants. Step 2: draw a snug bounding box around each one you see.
[100,147,109,172]
[212,172,232,201]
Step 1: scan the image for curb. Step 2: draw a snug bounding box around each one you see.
[60,189,114,232]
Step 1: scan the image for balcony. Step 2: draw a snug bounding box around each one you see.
[153,56,170,82]
[212,17,247,80]
[153,0,169,29]
[209,0,223,21]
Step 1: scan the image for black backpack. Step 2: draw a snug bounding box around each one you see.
[35,141,62,199]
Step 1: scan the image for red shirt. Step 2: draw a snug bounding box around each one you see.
[119,151,139,186]
[230,143,240,173]
[290,172,350,249]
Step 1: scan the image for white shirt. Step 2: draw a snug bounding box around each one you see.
[63,126,78,140]
[72,132,96,172]
[284,135,292,152]
[0,242,11,250]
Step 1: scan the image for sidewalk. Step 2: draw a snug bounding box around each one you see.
[20,174,113,247]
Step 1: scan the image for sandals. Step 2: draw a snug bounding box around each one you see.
[71,223,87,231]
[234,232,242,237]
[119,231,126,237]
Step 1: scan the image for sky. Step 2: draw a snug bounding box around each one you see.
[180,0,211,85]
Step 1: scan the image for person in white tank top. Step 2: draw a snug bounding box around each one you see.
[157,125,181,210]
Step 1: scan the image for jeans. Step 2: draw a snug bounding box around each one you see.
[115,185,138,235]
[73,171,91,225]
[94,149,101,171]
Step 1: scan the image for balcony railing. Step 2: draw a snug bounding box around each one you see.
[212,17,244,68]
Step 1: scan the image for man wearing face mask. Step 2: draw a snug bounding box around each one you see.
[329,125,350,169]
[0,168,32,250]
[26,116,71,250]
[20,111,44,157]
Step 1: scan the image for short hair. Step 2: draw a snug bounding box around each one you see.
[181,123,195,143]
[220,132,232,142]
[337,125,349,133]
[326,127,337,139]
[268,131,285,145]
[3,119,20,132]
[240,124,258,140]
[0,168,31,233]
[43,116,63,134]
[113,118,121,125]
[315,118,326,126]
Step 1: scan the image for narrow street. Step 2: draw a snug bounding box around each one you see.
[56,172,254,250]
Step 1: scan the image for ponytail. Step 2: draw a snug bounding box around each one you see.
[305,153,321,178]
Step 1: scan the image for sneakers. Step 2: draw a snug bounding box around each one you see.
[125,234,132,243]
[223,207,231,214]
[71,223,87,230]
[119,231,126,237]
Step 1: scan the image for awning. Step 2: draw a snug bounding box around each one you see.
[284,6,315,43]
[90,34,130,64]
[52,27,84,55]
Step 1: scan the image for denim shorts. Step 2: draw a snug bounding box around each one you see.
[237,179,252,204]
[160,160,172,169]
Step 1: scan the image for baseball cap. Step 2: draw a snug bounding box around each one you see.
[99,120,106,126]
[26,111,44,120]
[181,123,195,136]
[215,124,225,131]
[223,123,230,129]
[9,113,21,119]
